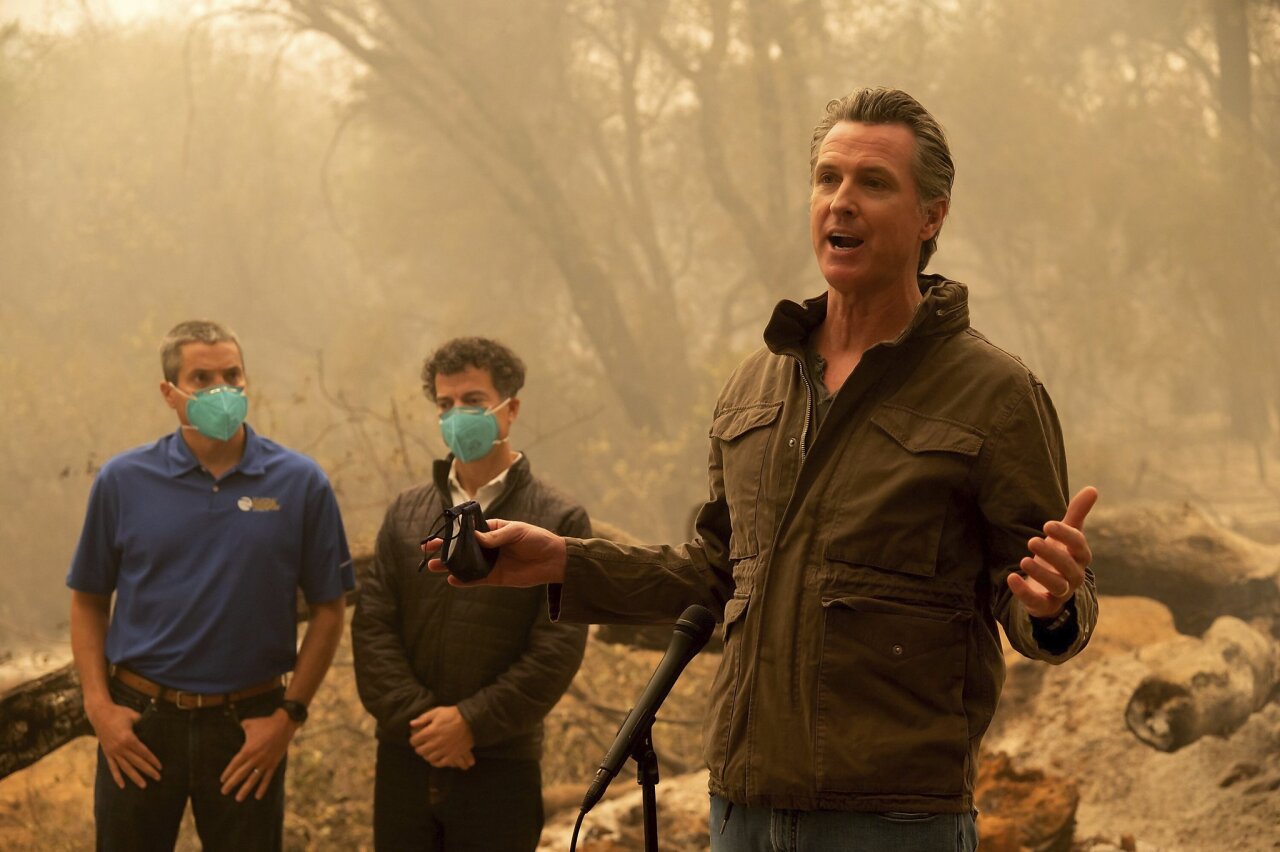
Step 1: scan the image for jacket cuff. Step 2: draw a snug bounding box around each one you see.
[1029,597,1079,655]
[550,540,596,623]
[1008,593,1089,663]
[455,697,489,747]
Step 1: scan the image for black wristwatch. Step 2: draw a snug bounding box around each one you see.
[279,699,309,724]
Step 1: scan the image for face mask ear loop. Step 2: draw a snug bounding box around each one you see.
[418,510,455,573]
[169,382,199,433]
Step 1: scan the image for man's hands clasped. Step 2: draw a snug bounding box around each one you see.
[410,705,476,769]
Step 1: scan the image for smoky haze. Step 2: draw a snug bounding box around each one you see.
[1,0,1278,655]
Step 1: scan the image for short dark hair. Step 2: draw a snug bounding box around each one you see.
[810,87,955,271]
[421,337,526,402]
[160,320,243,383]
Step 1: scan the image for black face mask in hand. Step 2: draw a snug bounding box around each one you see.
[419,500,500,582]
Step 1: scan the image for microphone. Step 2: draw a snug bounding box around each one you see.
[581,604,717,813]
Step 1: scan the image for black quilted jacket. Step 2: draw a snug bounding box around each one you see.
[352,455,590,759]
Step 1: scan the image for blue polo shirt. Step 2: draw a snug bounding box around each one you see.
[67,425,354,693]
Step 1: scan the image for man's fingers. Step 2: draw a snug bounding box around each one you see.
[220,750,246,785]
[118,756,150,789]
[126,748,162,781]
[239,765,271,802]
[126,738,163,777]
[253,765,278,801]
[234,770,259,802]
[1007,570,1060,619]
[410,730,441,751]
[1062,486,1098,530]
[473,519,522,548]
[1027,536,1079,582]
[106,755,127,789]
[419,537,443,554]
[1019,553,1070,599]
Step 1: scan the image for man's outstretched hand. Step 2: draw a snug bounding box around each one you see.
[424,519,568,587]
[1008,486,1098,619]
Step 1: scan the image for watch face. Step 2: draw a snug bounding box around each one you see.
[282,700,308,723]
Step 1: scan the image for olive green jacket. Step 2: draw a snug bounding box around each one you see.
[553,277,1097,812]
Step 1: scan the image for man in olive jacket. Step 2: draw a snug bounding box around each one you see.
[429,90,1098,851]
[353,337,589,851]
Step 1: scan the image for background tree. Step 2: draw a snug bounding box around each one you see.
[2,0,1278,652]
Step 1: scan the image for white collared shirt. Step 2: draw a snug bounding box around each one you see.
[447,453,522,512]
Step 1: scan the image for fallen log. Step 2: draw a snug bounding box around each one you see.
[1125,616,1279,752]
[0,549,371,781]
[1089,503,1280,634]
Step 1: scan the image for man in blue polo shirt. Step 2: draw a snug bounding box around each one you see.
[67,319,354,852]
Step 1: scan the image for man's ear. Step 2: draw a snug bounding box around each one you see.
[506,397,521,423]
[920,197,949,241]
[160,381,181,412]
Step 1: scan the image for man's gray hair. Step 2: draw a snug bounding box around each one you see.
[809,87,955,271]
[160,320,244,383]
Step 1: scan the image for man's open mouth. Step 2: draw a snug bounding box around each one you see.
[829,234,863,249]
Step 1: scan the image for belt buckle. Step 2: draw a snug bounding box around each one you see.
[173,690,204,710]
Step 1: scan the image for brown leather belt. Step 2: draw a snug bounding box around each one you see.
[111,666,286,710]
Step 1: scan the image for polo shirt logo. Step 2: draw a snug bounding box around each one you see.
[237,496,282,512]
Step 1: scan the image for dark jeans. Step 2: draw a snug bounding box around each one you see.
[710,795,978,852]
[373,741,543,852]
[94,679,287,852]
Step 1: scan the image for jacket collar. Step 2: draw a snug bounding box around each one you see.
[763,274,970,356]
[432,452,532,509]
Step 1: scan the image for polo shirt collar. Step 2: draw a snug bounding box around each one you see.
[164,423,266,478]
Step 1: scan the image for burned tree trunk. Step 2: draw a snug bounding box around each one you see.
[1090,503,1280,634]
[1125,616,1279,752]
[0,664,92,780]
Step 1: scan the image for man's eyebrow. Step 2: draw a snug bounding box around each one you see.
[857,163,895,178]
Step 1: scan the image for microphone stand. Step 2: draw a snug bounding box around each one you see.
[632,722,660,852]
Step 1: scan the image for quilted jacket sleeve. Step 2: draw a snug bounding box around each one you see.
[455,505,592,747]
[351,500,437,742]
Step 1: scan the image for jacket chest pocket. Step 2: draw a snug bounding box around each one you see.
[824,404,983,578]
[710,402,783,560]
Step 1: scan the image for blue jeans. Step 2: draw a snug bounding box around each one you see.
[94,679,287,852]
[709,795,978,852]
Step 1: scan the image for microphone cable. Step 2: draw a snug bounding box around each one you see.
[569,807,586,851]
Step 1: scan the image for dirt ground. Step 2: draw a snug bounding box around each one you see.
[2,596,1277,851]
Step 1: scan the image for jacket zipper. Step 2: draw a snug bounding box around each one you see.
[792,354,815,460]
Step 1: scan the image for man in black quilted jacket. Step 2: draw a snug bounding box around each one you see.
[352,336,591,851]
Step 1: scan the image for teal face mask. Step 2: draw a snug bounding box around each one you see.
[439,399,509,463]
[172,383,248,442]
